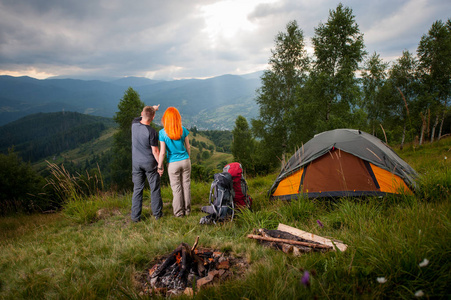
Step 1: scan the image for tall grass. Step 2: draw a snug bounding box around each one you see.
[45,161,127,224]
[45,161,104,203]
[0,140,450,299]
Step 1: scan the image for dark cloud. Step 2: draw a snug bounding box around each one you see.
[0,0,449,79]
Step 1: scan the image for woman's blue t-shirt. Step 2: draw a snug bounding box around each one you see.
[159,126,189,163]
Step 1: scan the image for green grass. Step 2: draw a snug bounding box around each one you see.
[0,140,450,299]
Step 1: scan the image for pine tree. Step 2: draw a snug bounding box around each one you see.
[231,115,254,171]
[110,88,145,190]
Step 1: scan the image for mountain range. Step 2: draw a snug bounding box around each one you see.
[0,71,263,130]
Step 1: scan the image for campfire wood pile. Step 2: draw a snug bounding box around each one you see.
[141,236,246,296]
[247,223,348,255]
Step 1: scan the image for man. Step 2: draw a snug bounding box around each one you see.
[131,105,163,222]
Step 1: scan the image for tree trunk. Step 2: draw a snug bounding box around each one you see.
[438,110,446,140]
[419,112,426,146]
[379,124,388,144]
[281,139,287,170]
[326,102,330,122]
[430,114,439,143]
[400,122,406,150]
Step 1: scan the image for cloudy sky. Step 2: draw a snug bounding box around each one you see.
[0,0,449,80]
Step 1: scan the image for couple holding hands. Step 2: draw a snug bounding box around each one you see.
[131,105,191,222]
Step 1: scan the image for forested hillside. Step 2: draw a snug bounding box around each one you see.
[0,112,116,162]
[0,73,261,129]
[193,128,233,153]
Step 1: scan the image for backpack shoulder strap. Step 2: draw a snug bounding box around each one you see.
[209,179,217,205]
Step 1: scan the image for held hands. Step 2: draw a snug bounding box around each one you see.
[158,166,164,176]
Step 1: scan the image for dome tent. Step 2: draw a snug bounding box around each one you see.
[270,129,418,200]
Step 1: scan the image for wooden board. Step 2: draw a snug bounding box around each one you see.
[277,223,348,252]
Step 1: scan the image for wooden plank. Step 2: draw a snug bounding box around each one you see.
[277,223,348,252]
[247,234,332,250]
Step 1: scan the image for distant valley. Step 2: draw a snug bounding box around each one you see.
[0,72,263,129]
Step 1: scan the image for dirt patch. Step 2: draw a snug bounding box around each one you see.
[96,208,122,219]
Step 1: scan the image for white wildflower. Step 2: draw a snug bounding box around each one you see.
[414,290,424,297]
[445,156,447,160]
[376,277,387,284]
[419,258,429,268]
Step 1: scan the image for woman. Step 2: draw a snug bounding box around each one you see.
[157,107,191,217]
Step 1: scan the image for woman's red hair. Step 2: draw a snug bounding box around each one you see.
[162,107,183,140]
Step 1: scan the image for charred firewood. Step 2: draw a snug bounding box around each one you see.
[258,229,312,254]
[144,236,244,296]
[152,243,188,278]
[248,234,332,250]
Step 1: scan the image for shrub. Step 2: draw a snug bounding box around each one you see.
[0,149,49,214]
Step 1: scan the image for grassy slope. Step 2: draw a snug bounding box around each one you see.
[0,139,449,299]
[188,133,233,169]
[32,127,233,173]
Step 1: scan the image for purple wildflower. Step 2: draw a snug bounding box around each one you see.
[316,220,324,228]
[301,271,310,287]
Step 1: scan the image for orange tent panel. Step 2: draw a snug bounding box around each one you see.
[272,169,304,197]
[370,163,413,195]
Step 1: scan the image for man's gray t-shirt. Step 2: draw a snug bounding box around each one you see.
[131,117,158,167]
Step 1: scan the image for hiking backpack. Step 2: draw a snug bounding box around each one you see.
[200,172,235,224]
[223,162,252,210]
